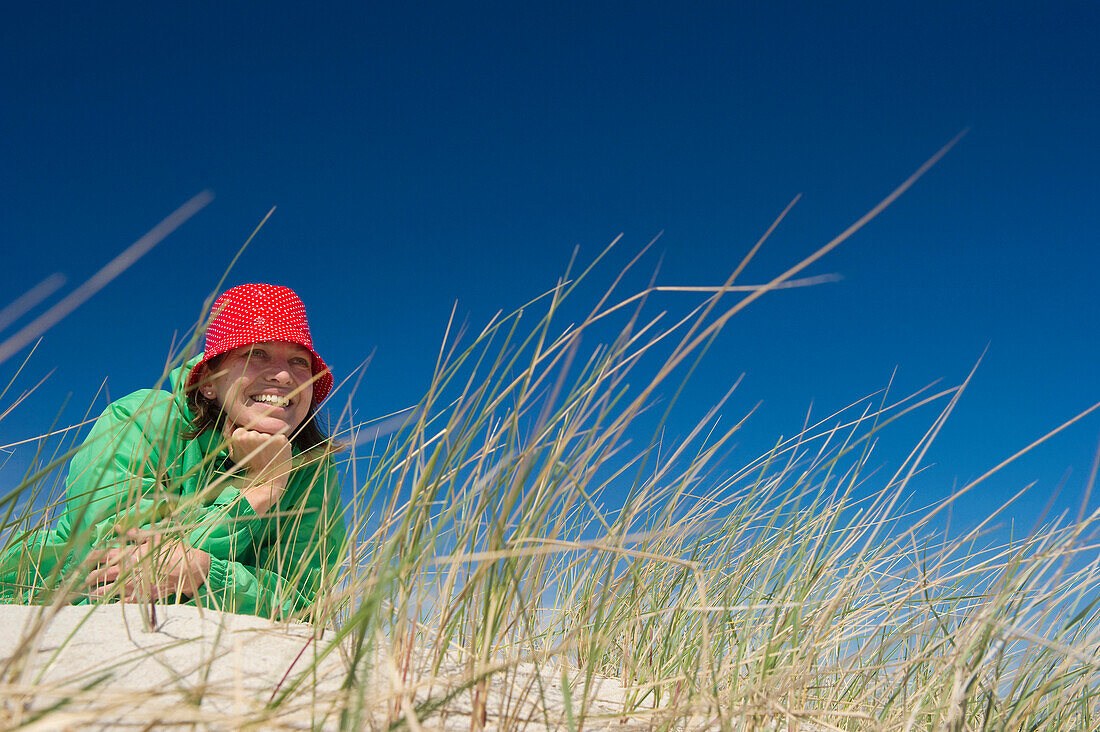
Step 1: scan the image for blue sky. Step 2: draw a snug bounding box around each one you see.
[1,2,1097,534]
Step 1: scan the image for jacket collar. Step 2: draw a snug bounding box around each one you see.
[194,428,229,460]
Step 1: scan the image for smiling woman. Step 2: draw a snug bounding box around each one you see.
[0,284,347,620]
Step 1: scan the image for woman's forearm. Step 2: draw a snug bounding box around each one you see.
[240,478,287,516]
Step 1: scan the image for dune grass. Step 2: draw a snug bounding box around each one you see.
[314,255,1100,730]
[3,142,1100,730]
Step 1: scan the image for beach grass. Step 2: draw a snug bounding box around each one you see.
[3,141,1100,730]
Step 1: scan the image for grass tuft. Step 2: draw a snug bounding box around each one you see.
[3,147,1100,729]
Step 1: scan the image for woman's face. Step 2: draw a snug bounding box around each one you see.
[201,341,314,436]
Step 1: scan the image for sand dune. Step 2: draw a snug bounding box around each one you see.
[0,604,659,731]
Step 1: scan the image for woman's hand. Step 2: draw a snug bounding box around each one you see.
[228,428,293,515]
[85,529,211,602]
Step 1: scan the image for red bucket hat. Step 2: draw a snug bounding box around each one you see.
[187,284,333,406]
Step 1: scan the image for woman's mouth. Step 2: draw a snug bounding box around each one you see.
[250,393,291,408]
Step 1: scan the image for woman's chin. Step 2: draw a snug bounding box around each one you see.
[240,416,296,435]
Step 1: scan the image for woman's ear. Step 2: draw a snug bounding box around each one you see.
[195,365,219,400]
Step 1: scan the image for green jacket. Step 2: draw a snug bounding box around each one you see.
[1,359,347,620]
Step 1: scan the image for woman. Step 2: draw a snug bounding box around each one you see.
[1,284,347,620]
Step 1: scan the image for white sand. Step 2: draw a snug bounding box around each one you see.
[0,604,656,731]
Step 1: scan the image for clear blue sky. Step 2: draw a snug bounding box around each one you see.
[1,2,1096,534]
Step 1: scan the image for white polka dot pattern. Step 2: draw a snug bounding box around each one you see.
[186,283,333,405]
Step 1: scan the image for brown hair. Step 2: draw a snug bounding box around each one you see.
[184,354,336,453]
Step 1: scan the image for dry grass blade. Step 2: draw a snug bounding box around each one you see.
[0,190,213,366]
[0,274,67,335]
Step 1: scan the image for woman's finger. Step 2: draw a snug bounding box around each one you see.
[83,548,110,567]
[94,546,134,569]
[85,544,150,587]
[124,527,158,543]
[86,540,193,601]
[85,551,124,586]
[113,576,175,602]
[86,562,125,588]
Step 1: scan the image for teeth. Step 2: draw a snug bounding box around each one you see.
[252,394,291,407]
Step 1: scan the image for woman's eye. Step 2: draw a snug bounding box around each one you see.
[290,358,310,368]
[248,348,269,360]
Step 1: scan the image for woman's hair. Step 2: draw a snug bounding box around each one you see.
[184,353,336,453]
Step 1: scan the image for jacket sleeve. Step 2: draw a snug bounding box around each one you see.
[62,392,266,571]
[197,457,347,620]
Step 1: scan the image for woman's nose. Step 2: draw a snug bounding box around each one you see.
[267,362,294,383]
